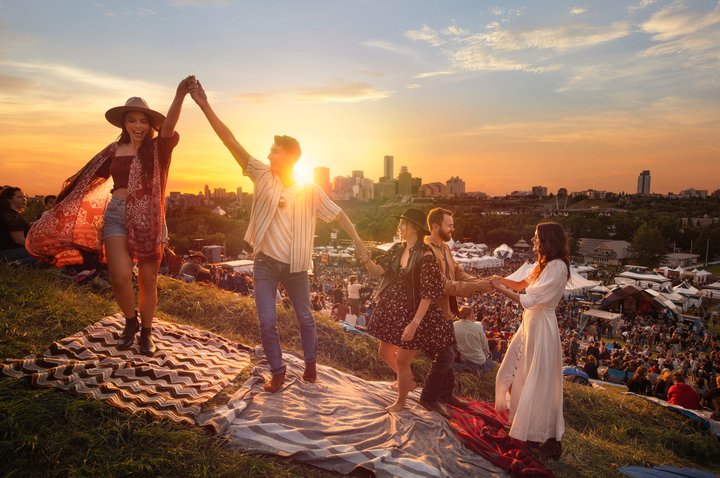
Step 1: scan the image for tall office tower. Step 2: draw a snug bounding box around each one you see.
[383,155,394,181]
[637,170,651,195]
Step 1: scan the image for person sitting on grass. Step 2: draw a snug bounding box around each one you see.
[626,366,652,396]
[667,372,700,410]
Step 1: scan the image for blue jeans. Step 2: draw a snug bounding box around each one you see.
[253,252,317,374]
[0,247,39,266]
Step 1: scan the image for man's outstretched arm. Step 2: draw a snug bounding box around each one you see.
[189,79,252,171]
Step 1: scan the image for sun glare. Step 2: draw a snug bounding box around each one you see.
[293,163,313,185]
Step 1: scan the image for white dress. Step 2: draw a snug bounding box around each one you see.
[495,259,566,442]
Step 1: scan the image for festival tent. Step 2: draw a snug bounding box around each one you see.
[590,284,611,294]
[218,259,254,273]
[674,281,700,296]
[564,270,601,298]
[493,243,513,259]
[505,262,599,296]
[602,285,678,315]
[692,269,713,284]
[579,309,622,335]
[614,271,672,291]
[470,255,503,269]
[513,238,532,250]
[643,289,680,314]
[505,261,534,281]
[701,281,720,299]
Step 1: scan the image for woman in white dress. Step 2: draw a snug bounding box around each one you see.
[490,222,569,460]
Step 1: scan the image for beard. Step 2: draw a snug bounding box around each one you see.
[439,229,452,242]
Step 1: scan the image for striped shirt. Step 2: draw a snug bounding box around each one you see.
[244,157,342,273]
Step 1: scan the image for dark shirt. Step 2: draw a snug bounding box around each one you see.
[0,208,29,250]
[583,362,599,380]
[627,377,652,396]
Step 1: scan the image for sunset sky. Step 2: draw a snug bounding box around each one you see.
[1,0,719,197]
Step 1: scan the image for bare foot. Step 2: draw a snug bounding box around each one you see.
[390,380,415,392]
[385,401,406,413]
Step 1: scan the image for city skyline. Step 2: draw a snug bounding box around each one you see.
[1,1,719,196]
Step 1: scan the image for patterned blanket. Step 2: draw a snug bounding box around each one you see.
[1,315,250,424]
[199,354,507,478]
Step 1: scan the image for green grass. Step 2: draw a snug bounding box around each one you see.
[705,264,720,276]
[2,263,720,477]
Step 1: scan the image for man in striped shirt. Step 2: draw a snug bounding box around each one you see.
[190,80,367,392]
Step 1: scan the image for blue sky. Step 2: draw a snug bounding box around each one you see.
[1,0,718,196]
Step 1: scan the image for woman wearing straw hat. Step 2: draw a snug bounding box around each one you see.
[360,208,454,413]
[26,76,194,355]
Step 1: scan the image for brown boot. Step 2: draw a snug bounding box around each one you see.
[263,370,286,393]
[118,313,139,350]
[303,361,317,383]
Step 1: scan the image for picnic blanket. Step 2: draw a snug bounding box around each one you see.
[624,393,720,437]
[1,315,251,424]
[450,402,554,477]
[198,353,507,478]
[619,465,719,478]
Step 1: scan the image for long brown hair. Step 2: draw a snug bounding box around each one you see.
[530,222,570,282]
[118,112,157,179]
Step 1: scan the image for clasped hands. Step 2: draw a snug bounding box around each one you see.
[355,245,371,265]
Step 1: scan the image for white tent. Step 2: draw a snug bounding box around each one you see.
[471,255,503,269]
[692,269,713,284]
[505,262,599,297]
[218,259,254,273]
[614,270,672,291]
[493,243,514,259]
[644,289,680,313]
[505,262,535,281]
[564,269,601,297]
[589,284,611,294]
[674,281,700,296]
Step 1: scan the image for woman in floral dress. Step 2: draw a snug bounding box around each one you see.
[360,208,454,412]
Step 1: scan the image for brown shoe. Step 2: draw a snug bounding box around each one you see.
[263,370,286,393]
[303,361,317,383]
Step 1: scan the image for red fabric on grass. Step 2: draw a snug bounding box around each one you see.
[449,400,554,477]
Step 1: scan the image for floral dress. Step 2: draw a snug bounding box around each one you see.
[366,248,455,356]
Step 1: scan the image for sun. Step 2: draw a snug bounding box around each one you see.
[293,162,313,186]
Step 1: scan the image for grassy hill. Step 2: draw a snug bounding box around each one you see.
[1,263,719,477]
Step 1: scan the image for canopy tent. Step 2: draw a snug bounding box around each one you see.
[614,271,671,291]
[513,238,532,249]
[644,289,680,314]
[579,309,622,334]
[674,281,700,296]
[691,269,712,284]
[505,261,534,282]
[564,269,601,298]
[701,282,720,299]
[470,255,503,269]
[590,284,611,294]
[493,243,513,259]
[601,285,678,315]
[504,262,600,297]
[217,259,254,273]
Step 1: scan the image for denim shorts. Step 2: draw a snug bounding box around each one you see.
[102,196,128,239]
[102,196,168,242]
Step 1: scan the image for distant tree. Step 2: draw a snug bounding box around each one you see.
[630,223,666,267]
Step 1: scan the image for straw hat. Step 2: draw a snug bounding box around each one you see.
[105,97,165,129]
